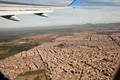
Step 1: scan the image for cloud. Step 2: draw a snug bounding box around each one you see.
[91,0,120,5]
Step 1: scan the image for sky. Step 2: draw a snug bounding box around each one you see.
[0,0,120,28]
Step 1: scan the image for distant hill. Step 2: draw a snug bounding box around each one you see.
[0,22,120,42]
[0,22,120,30]
[83,22,120,28]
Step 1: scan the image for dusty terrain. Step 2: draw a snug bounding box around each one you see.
[0,30,120,80]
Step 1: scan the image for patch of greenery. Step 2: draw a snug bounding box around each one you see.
[0,43,39,59]
[18,69,48,80]
[56,44,65,48]
[0,52,17,59]
[18,69,45,77]
[0,38,55,60]
[3,44,9,46]
[34,76,40,80]
[0,46,10,50]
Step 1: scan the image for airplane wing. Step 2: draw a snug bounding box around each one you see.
[0,0,80,21]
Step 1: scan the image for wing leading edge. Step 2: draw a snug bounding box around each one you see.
[0,0,80,21]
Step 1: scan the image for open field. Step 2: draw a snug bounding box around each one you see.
[0,25,78,59]
[13,69,48,80]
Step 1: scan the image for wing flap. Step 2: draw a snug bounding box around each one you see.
[1,15,20,21]
[35,13,49,18]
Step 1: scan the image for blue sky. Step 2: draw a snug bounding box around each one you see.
[0,0,120,28]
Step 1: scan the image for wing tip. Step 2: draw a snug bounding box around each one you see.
[69,0,80,8]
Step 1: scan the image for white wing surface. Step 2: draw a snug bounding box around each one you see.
[0,0,80,21]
